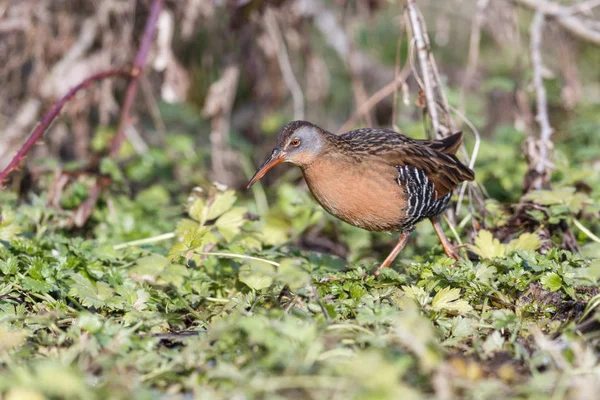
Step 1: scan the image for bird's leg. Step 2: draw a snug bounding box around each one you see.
[374,232,410,276]
[430,218,460,260]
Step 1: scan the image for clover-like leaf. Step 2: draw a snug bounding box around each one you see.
[540,272,562,292]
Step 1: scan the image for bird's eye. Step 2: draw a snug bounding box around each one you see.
[291,138,301,147]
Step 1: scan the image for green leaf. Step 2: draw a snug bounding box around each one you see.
[68,274,122,309]
[475,264,497,283]
[206,190,237,221]
[159,264,189,286]
[130,254,170,282]
[402,285,431,307]
[0,208,21,241]
[507,233,542,252]
[169,226,208,260]
[0,257,18,275]
[188,198,206,222]
[0,324,26,351]
[239,262,275,291]
[77,313,103,333]
[215,207,246,241]
[482,331,505,357]
[277,258,311,290]
[100,158,124,184]
[431,287,472,313]
[468,230,506,259]
[21,277,53,294]
[524,187,589,214]
[450,316,474,339]
[260,215,290,246]
[541,272,563,292]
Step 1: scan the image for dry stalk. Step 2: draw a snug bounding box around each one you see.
[527,8,555,190]
[263,8,305,120]
[391,15,407,130]
[513,0,600,45]
[405,0,441,138]
[203,65,240,186]
[336,65,412,135]
[459,0,490,114]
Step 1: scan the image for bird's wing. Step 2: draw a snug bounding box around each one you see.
[379,144,475,198]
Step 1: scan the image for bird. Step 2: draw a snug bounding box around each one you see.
[247,120,475,275]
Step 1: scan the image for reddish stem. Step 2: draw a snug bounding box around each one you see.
[109,0,163,157]
[0,0,163,187]
[0,68,131,186]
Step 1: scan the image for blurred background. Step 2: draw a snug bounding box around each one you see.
[0,0,599,259]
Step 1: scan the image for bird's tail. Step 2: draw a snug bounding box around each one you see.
[425,132,463,155]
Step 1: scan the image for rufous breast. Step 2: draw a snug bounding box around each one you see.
[301,155,408,232]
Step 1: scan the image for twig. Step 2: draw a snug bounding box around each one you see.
[0,69,131,186]
[336,64,412,134]
[109,0,163,156]
[449,104,482,215]
[264,8,305,120]
[391,16,406,130]
[566,0,600,15]
[513,0,600,45]
[405,0,440,137]
[140,75,167,138]
[459,0,489,114]
[348,56,374,128]
[529,8,554,189]
[203,65,240,185]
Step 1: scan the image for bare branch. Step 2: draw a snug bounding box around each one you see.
[405,0,440,137]
[566,0,600,15]
[391,16,406,130]
[264,8,305,120]
[109,0,163,156]
[513,0,600,45]
[336,66,412,135]
[531,10,554,174]
[0,69,131,187]
[459,0,489,112]
[525,8,555,191]
[203,65,240,186]
[295,0,375,128]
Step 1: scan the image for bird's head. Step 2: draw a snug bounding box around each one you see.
[247,120,326,188]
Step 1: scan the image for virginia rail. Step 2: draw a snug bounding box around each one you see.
[247,120,475,275]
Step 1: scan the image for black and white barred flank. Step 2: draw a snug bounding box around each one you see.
[396,166,451,231]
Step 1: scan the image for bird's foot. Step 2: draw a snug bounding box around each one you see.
[442,243,460,261]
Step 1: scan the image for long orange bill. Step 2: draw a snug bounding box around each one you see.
[247,148,285,189]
